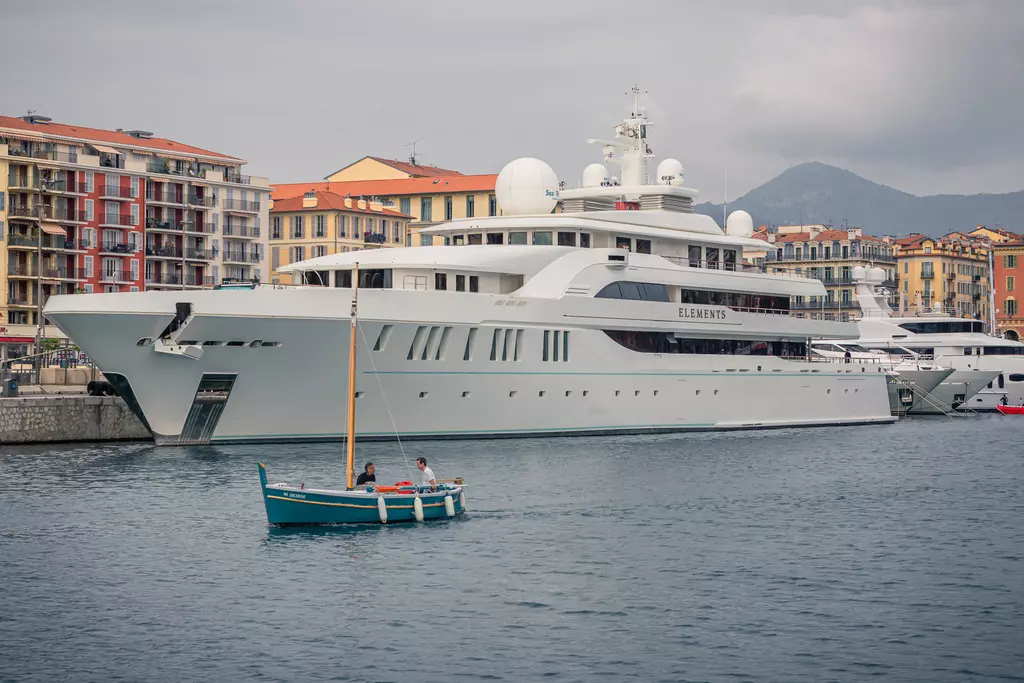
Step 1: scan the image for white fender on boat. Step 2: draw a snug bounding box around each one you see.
[413,496,424,522]
[377,495,388,524]
[459,490,466,511]
[444,494,455,518]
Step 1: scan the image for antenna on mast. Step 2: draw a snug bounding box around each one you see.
[723,165,728,227]
[406,137,425,166]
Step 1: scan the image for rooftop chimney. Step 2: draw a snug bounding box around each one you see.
[369,197,383,212]
[302,191,318,208]
[344,195,352,209]
[357,196,367,210]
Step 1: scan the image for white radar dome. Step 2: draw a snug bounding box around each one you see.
[868,267,886,283]
[725,210,754,238]
[656,158,685,186]
[582,163,609,188]
[852,266,867,281]
[495,158,559,216]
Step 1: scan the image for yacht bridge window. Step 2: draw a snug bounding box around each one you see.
[595,281,670,302]
[604,330,807,358]
[982,346,1024,355]
[681,288,789,313]
[329,269,392,289]
[898,320,984,334]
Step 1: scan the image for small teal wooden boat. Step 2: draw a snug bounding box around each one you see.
[259,462,466,525]
[258,261,466,526]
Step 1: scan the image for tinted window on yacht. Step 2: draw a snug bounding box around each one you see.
[509,232,528,245]
[723,249,737,271]
[359,269,392,289]
[898,320,985,334]
[681,288,790,312]
[468,234,483,245]
[486,233,503,245]
[580,233,591,248]
[636,239,652,254]
[557,232,576,247]
[533,231,553,245]
[594,281,669,302]
[334,270,353,288]
[301,270,330,286]
[982,346,1024,355]
[688,245,702,267]
[616,236,632,251]
[604,330,807,358]
[435,273,447,290]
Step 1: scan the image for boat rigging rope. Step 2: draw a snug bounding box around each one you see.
[355,321,415,480]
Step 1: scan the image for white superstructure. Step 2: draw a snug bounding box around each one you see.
[43,92,895,444]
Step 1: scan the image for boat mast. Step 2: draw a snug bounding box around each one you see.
[346,262,359,489]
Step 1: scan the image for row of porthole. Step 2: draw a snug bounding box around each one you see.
[391,386,861,399]
[136,338,282,348]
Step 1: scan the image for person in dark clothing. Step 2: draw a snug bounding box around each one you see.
[355,462,376,487]
[844,349,852,364]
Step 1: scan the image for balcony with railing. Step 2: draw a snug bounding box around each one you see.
[100,270,133,283]
[146,216,184,231]
[6,294,31,306]
[187,193,217,207]
[39,266,77,280]
[222,222,260,238]
[146,273,184,286]
[921,268,935,279]
[146,245,183,259]
[6,147,79,164]
[41,177,84,194]
[187,221,217,235]
[98,153,124,169]
[146,189,185,205]
[7,234,38,248]
[99,185,138,200]
[186,274,215,287]
[8,263,37,277]
[224,171,251,185]
[222,250,261,264]
[224,198,260,212]
[99,241,139,256]
[185,248,217,261]
[50,206,83,223]
[7,205,41,219]
[99,213,134,228]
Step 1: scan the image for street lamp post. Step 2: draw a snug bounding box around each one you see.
[34,195,45,354]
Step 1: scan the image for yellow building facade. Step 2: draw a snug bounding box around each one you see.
[273,156,498,248]
[268,190,411,282]
[894,233,990,319]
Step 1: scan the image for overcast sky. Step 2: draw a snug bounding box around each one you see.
[2,0,1022,198]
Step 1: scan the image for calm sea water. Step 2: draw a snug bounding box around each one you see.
[1,416,1022,683]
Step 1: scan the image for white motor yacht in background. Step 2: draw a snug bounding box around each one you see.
[826,268,1013,412]
[809,342,955,415]
[42,92,896,445]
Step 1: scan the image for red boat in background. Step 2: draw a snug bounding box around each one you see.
[996,405,1024,415]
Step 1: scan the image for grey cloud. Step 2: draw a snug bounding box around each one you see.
[1,0,1020,198]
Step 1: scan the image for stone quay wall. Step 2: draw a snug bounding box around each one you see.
[0,396,152,444]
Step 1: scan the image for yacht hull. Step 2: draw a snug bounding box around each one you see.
[45,290,896,445]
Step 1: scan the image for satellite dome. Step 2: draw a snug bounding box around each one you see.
[495,158,559,216]
[868,267,886,283]
[656,158,684,186]
[582,163,609,188]
[852,266,867,281]
[725,210,754,238]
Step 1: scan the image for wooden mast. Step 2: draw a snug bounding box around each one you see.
[345,262,359,490]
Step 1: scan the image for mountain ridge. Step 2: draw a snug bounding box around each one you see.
[693,162,1024,237]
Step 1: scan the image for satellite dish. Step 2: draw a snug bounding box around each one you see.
[655,158,684,186]
[494,158,559,216]
[725,210,754,238]
[582,163,609,188]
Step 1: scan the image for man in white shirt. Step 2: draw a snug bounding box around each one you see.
[416,457,436,490]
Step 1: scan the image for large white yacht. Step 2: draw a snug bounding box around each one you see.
[821,270,1011,412]
[43,95,897,445]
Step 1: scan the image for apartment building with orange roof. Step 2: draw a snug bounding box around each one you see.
[0,112,270,351]
[268,190,411,282]
[746,224,897,321]
[272,154,498,247]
